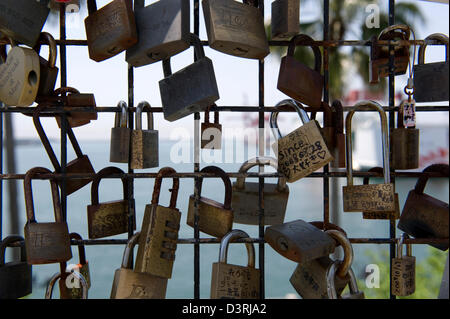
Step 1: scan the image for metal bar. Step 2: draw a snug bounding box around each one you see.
[323,0,330,227]
[0,104,3,239]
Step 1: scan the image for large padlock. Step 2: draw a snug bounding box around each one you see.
[277,34,323,107]
[342,101,395,212]
[201,104,222,150]
[87,166,135,239]
[392,233,416,296]
[202,0,269,59]
[126,0,190,67]
[187,166,233,238]
[413,33,449,102]
[33,104,96,195]
[135,167,181,278]
[110,101,131,163]
[369,24,411,84]
[231,156,289,226]
[0,37,40,106]
[271,0,300,40]
[270,99,333,183]
[0,235,32,299]
[54,87,98,129]
[211,229,260,299]
[33,32,59,100]
[111,232,168,299]
[45,270,88,299]
[84,0,137,62]
[159,33,220,122]
[398,164,449,251]
[130,101,159,169]
[23,167,72,265]
[330,100,346,168]
[327,260,364,299]
[0,0,50,47]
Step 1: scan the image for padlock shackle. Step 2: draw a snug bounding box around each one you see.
[197,166,232,210]
[326,261,359,299]
[86,0,98,15]
[33,32,57,68]
[54,87,80,96]
[378,24,411,41]
[287,34,322,73]
[114,101,128,128]
[135,101,155,131]
[418,33,449,65]
[345,100,390,186]
[69,232,87,266]
[414,163,449,195]
[121,232,140,269]
[219,229,256,268]
[270,99,310,140]
[90,166,128,206]
[397,233,413,259]
[204,104,219,125]
[325,230,353,278]
[151,167,180,209]
[309,221,348,238]
[45,271,88,299]
[331,100,344,134]
[0,235,26,266]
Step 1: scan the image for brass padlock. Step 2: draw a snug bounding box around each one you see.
[111,232,168,299]
[201,104,222,150]
[202,0,270,59]
[159,33,220,122]
[270,99,333,183]
[232,156,289,226]
[45,270,88,299]
[187,166,233,238]
[277,34,323,107]
[130,101,159,170]
[327,260,364,299]
[392,233,416,296]
[211,229,260,299]
[87,166,135,239]
[33,32,58,100]
[135,167,181,278]
[54,87,98,129]
[0,235,32,299]
[23,167,72,265]
[342,101,395,212]
[126,0,190,67]
[84,0,138,62]
[271,0,300,40]
[413,33,449,102]
[110,101,131,164]
[398,164,449,251]
[0,37,40,106]
[330,100,346,168]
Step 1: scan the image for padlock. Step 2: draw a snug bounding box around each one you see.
[313,102,335,152]
[270,99,333,183]
[369,24,410,84]
[54,87,98,129]
[130,101,159,169]
[0,235,32,299]
[0,37,40,106]
[438,253,449,299]
[392,233,416,296]
[187,166,233,238]
[23,167,72,265]
[327,260,364,299]
[271,0,300,40]
[135,167,181,278]
[277,34,323,107]
[211,229,260,299]
[201,104,222,150]
[362,167,400,220]
[342,100,395,212]
[45,270,88,299]
[110,101,131,163]
[87,166,135,239]
[330,100,346,168]
[398,163,449,251]
[111,232,168,299]
[413,33,449,102]
[0,0,50,47]
[33,104,96,195]
[126,0,190,67]
[33,32,59,100]
[231,156,289,226]
[159,33,220,122]
[202,0,270,59]
[84,0,137,62]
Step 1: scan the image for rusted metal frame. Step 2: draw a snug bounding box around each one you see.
[0,103,3,239]
[127,55,135,244]
[323,0,330,227]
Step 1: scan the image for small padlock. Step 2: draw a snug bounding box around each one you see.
[130,101,159,169]
[0,37,40,106]
[202,0,270,59]
[87,166,135,239]
[45,270,88,299]
[33,32,59,100]
[84,0,138,62]
[342,101,396,212]
[232,156,289,226]
[398,164,449,251]
[330,100,346,168]
[187,166,233,238]
[271,0,300,40]
[110,101,131,164]
[111,232,168,299]
[159,33,220,122]
[270,99,333,183]
[135,167,181,278]
[211,229,260,299]
[54,87,98,129]
[23,167,72,265]
[0,235,32,299]
[392,233,416,296]
[327,260,365,299]
[277,34,323,107]
[126,0,190,67]
[413,33,449,102]
[201,104,222,150]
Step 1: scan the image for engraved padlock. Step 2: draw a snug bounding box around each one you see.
[392,233,416,296]
[110,101,131,164]
[271,0,300,40]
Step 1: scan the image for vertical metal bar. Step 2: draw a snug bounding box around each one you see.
[127,64,135,241]
[323,0,330,226]
[0,104,3,239]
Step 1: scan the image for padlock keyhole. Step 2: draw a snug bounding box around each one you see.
[28,71,38,87]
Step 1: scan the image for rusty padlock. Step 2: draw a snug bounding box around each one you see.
[201,104,222,150]
[392,233,416,296]
[54,87,98,129]
[110,101,131,164]
[33,32,59,101]
[271,0,300,40]
[330,100,346,168]
[45,270,88,299]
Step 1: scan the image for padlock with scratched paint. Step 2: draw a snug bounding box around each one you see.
[201,104,222,150]
[392,233,416,296]
[54,87,98,129]
[271,0,300,40]
[33,32,59,101]
[110,101,131,164]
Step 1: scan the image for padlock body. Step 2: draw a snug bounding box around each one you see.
[56,94,98,128]
[201,122,222,149]
[391,128,419,170]
[36,57,58,98]
[130,130,159,169]
[343,183,396,212]
[110,268,168,299]
[369,56,409,84]
[202,0,269,59]
[87,200,134,239]
[0,262,32,299]
[271,0,300,40]
[363,193,400,219]
[413,62,449,102]
[110,127,131,163]
[210,262,260,299]
[331,132,346,168]
[231,182,289,225]
[392,256,416,296]
[61,155,95,196]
